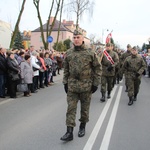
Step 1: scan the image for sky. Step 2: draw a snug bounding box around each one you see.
[0,0,150,49]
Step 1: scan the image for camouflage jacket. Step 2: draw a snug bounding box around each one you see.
[101,50,119,76]
[120,50,131,66]
[123,54,146,78]
[63,46,102,93]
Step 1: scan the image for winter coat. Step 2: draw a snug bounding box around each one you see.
[20,61,33,84]
[30,55,40,76]
[0,53,7,75]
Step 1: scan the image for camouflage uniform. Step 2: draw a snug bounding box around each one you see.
[101,50,119,96]
[63,45,102,127]
[120,49,132,91]
[123,54,146,98]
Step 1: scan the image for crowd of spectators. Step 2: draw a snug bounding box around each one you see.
[0,46,64,99]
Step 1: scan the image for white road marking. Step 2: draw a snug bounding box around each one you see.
[83,85,117,150]
[99,86,123,150]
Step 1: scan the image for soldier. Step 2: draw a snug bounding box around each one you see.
[120,44,132,92]
[60,30,102,141]
[100,43,119,102]
[123,46,146,106]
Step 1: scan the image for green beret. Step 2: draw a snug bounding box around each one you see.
[127,44,131,48]
[73,29,83,35]
[132,46,137,50]
[106,43,113,47]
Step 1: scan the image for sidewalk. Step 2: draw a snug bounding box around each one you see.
[0,70,64,102]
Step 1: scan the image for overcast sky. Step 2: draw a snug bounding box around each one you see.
[0,0,150,49]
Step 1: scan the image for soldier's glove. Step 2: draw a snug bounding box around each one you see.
[64,84,68,93]
[136,73,140,77]
[91,85,98,93]
[107,65,113,71]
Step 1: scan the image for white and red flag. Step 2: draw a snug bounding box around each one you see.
[105,33,112,44]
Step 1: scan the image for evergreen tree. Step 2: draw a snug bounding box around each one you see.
[64,39,72,50]
[13,31,24,49]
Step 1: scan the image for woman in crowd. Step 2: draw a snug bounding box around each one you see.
[44,52,52,86]
[37,52,46,88]
[56,53,63,75]
[20,54,33,97]
[31,51,41,93]
[17,51,25,65]
[49,53,57,83]
[7,52,20,98]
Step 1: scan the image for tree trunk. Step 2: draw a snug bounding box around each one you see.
[56,0,64,51]
[9,0,26,49]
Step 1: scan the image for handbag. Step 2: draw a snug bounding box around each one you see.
[17,83,28,92]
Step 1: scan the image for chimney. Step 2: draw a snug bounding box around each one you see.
[63,19,66,24]
[49,17,54,25]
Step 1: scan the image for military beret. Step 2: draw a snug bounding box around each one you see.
[106,43,113,47]
[127,44,131,48]
[132,46,137,50]
[73,29,83,35]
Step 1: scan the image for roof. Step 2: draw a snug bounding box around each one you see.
[32,19,72,33]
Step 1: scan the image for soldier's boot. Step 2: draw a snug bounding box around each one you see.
[125,86,128,92]
[107,91,111,99]
[100,92,106,102]
[60,126,73,141]
[128,97,133,106]
[133,93,137,101]
[78,123,86,137]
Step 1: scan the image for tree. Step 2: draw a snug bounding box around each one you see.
[56,0,65,51]
[33,0,62,49]
[13,31,24,49]
[67,0,94,30]
[64,39,72,50]
[10,0,27,48]
[53,41,67,52]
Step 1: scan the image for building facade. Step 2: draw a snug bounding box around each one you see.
[31,17,90,50]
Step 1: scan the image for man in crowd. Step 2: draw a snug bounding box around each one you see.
[0,47,7,98]
[60,30,102,141]
[100,43,119,102]
[120,44,132,92]
[123,46,146,105]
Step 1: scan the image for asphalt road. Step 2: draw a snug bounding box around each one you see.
[0,73,150,150]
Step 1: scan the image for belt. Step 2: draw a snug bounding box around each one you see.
[69,75,91,80]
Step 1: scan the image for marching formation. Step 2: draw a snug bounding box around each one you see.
[60,29,147,142]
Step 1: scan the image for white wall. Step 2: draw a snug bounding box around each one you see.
[0,20,11,49]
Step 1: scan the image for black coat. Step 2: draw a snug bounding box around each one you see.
[0,53,7,75]
[7,57,20,77]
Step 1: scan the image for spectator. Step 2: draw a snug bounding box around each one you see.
[0,47,7,98]
[20,54,33,97]
[7,52,20,98]
[44,52,52,86]
[30,51,41,93]
[17,51,25,65]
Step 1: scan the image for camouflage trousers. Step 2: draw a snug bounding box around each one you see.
[126,77,141,97]
[66,91,92,127]
[101,76,114,93]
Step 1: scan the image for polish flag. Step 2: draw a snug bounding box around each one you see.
[105,33,112,44]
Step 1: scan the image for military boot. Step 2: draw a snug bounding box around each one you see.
[78,123,86,137]
[60,126,73,141]
[125,86,128,92]
[128,97,133,106]
[133,93,137,101]
[107,91,111,99]
[100,92,105,102]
